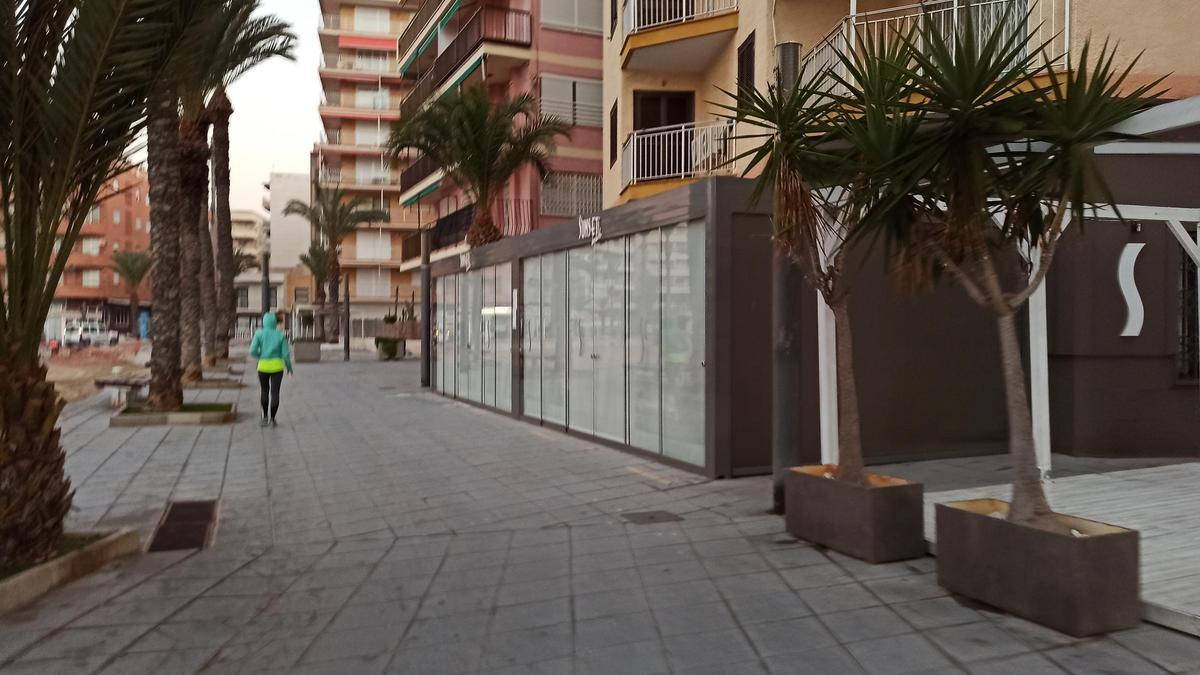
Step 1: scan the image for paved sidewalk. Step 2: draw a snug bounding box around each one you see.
[2,359,1199,674]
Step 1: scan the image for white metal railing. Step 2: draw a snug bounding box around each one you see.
[321,53,400,74]
[621,119,736,187]
[321,14,394,35]
[801,0,1067,95]
[622,0,738,40]
[324,129,388,148]
[322,91,393,111]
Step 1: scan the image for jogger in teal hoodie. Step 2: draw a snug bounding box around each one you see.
[249,312,293,427]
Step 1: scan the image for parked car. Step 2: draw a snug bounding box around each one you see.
[63,324,84,347]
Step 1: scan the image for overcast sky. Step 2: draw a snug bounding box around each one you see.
[225,0,323,215]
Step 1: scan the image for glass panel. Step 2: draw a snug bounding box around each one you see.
[456,272,471,399]
[523,257,543,419]
[542,252,568,425]
[593,238,626,443]
[482,266,496,406]
[466,269,482,403]
[447,274,459,397]
[496,263,513,413]
[433,277,442,392]
[627,230,662,453]
[567,247,594,434]
[661,220,706,466]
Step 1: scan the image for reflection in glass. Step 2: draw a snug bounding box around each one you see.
[627,230,661,453]
[496,263,513,412]
[593,239,626,443]
[522,257,542,419]
[541,252,568,425]
[445,274,458,397]
[661,221,706,465]
[433,277,441,392]
[568,247,594,434]
[482,266,496,406]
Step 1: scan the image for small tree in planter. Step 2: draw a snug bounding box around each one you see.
[376,312,400,361]
[725,32,929,563]
[856,11,1160,635]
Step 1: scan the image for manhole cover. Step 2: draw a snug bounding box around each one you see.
[148,500,218,552]
[622,511,684,525]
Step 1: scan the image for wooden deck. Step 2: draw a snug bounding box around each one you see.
[920,463,1200,637]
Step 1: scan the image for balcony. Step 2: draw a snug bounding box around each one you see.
[320,14,394,36]
[621,119,736,189]
[322,129,388,149]
[321,91,396,113]
[400,153,441,195]
[398,6,532,120]
[396,0,449,68]
[801,0,1068,93]
[321,53,401,76]
[318,169,401,190]
[620,0,739,71]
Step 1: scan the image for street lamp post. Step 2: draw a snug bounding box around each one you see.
[257,228,271,317]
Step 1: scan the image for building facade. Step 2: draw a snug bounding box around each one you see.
[0,168,153,339]
[393,0,606,269]
[230,209,285,338]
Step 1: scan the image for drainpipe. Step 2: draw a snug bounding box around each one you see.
[420,228,432,387]
[771,41,805,515]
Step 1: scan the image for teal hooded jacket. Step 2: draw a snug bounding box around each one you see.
[249,313,293,374]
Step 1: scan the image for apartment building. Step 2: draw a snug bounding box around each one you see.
[230,209,286,337]
[0,168,152,339]
[314,0,424,328]
[393,0,606,265]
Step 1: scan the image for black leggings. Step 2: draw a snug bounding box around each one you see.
[258,371,283,420]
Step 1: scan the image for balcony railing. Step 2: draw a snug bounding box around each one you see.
[322,129,389,148]
[321,53,400,75]
[801,0,1067,95]
[321,14,394,35]
[497,199,533,238]
[322,91,394,112]
[399,6,532,120]
[397,0,445,67]
[621,119,736,187]
[400,154,441,193]
[319,170,398,187]
[622,0,738,40]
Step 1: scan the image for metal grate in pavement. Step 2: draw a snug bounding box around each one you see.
[621,511,684,525]
[148,500,218,552]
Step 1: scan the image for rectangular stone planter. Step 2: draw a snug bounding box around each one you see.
[111,403,238,427]
[0,529,140,616]
[785,465,925,563]
[936,498,1140,637]
[293,341,321,363]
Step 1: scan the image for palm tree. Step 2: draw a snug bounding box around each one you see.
[722,30,920,486]
[284,188,387,342]
[111,251,154,337]
[234,247,260,276]
[299,243,330,342]
[387,86,571,247]
[852,11,1159,526]
[0,0,186,568]
[209,5,296,361]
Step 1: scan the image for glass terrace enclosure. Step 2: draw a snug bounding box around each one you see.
[431,178,775,477]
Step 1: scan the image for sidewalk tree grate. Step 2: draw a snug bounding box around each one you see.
[622,511,684,525]
[148,500,218,552]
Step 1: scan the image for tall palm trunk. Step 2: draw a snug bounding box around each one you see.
[830,300,865,483]
[129,291,141,338]
[467,201,502,248]
[178,119,207,382]
[209,89,235,360]
[147,101,184,411]
[196,136,219,367]
[313,283,327,342]
[0,347,73,567]
[326,259,342,343]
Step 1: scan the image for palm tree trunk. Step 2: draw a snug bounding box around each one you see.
[0,347,73,568]
[196,150,218,368]
[467,202,503,248]
[327,259,341,343]
[130,292,140,338]
[146,101,184,411]
[209,89,235,360]
[177,120,206,382]
[830,299,866,484]
[996,311,1053,524]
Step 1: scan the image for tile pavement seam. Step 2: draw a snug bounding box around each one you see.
[93,426,198,528]
[468,530,516,675]
[380,536,453,674]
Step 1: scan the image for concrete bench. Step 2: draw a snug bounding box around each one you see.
[94,376,149,409]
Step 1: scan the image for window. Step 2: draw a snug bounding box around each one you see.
[85,206,101,224]
[237,287,249,309]
[113,271,121,285]
[353,6,389,33]
[355,50,389,73]
[82,269,101,288]
[737,32,756,96]
[135,218,142,231]
[609,102,618,167]
[81,237,102,255]
[357,269,392,297]
[610,0,617,37]
[269,286,278,309]
[112,209,121,224]
[543,0,602,33]
[542,173,602,217]
[356,230,391,261]
[1182,250,1198,380]
[295,287,310,304]
[541,76,603,127]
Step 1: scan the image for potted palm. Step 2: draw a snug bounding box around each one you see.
[375,312,400,361]
[726,33,927,564]
[854,10,1159,635]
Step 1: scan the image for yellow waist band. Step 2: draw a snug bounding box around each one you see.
[258,358,285,373]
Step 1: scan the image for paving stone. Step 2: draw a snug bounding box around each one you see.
[490,598,570,633]
[928,621,1033,662]
[798,583,882,614]
[845,633,955,675]
[17,624,153,661]
[967,652,1068,675]
[744,616,838,657]
[863,573,950,604]
[644,579,723,609]
[1045,639,1170,674]
[726,591,813,625]
[574,587,650,620]
[653,601,738,636]
[764,644,866,674]
[1110,625,1200,673]
[822,606,914,644]
[663,629,760,671]
[575,639,669,675]
[385,640,481,674]
[574,611,658,650]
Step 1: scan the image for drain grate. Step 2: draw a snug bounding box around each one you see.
[621,511,684,525]
[148,500,218,552]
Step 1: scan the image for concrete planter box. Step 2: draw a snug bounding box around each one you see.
[936,498,1140,637]
[785,465,925,563]
[0,529,140,616]
[293,341,321,363]
[111,403,238,427]
[184,378,244,390]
